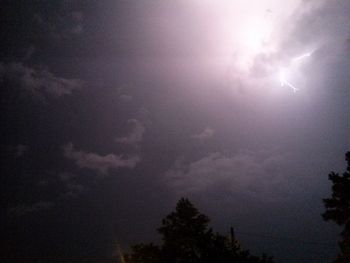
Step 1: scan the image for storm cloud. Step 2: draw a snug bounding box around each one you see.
[2,1,350,263]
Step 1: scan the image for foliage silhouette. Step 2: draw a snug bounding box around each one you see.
[125,198,274,263]
[323,152,350,263]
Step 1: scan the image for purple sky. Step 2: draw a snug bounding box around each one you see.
[1,1,350,262]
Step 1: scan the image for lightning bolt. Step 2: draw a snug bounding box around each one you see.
[292,52,311,62]
[279,51,313,93]
[283,80,299,93]
[279,69,299,93]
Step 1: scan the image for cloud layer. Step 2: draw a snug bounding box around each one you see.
[115,119,146,146]
[165,150,289,202]
[63,143,140,175]
[192,127,215,140]
[0,62,83,99]
[9,201,54,217]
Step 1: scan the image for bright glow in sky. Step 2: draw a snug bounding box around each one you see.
[3,1,350,262]
[185,0,306,87]
[235,15,275,70]
[149,0,319,95]
[241,19,272,51]
[279,51,314,93]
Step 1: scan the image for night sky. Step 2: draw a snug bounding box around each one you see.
[1,1,350,262]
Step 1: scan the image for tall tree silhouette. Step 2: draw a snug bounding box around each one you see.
[158,198,212,262]
[323,152,350,263]
[125,198,274,263]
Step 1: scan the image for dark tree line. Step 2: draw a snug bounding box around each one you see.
[124,198,274,263]
[323,152,350,263]
[124,151,350,263]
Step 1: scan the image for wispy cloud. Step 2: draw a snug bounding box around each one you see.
[0,62,83,99]
[61,182,87,198]
[115,119,146,146]
[9,201,54,217]
[164,150,289,201]
[191,127,215,140]
[119,94,133,102]
[115,107,151,146]
[63,143,140,175]
[57,172,88,198]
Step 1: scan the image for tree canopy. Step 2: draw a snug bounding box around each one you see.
[323,152,350,263]
[124,198,274,263]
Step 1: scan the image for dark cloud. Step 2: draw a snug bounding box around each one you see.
[8,201,54,217]
[23,46,36,61]
[0,62,83,99]
[2,1,350,262]
[70,11,84,34]
[15,144,28,157]
[33,4,84,39]
[35,171,88,202]
[61,182,87,198]
[6,144,29,158]
[56,172,88,198]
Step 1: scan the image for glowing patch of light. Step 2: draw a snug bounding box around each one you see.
[242,21,271,51]
[292,52,312,62]
[235,13,275,71]
[278,51,313,93]
[279,69,299,93]
[279,69,286,86]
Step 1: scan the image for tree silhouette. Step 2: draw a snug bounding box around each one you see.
[158,198,212,262]
[125,198,274,263]
[323,152,350,263]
